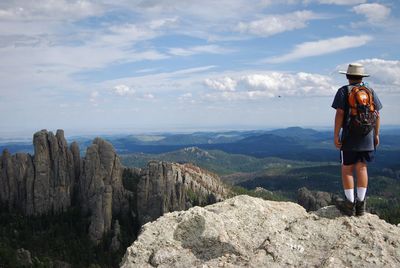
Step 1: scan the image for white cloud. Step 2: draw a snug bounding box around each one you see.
[352,3,391,24]
[0,0,102,21]
[112,85,135,96]
[0,16,170,95]
[93,65,218,101]
[266,35,372,63]
[149,17,179,29]
[142,93,155,99]
[102,18,178,47]
[204,72,336,100]
[178,92,196,103]
[314,0,366,5]
[237,10,317,37]
[170,66,217,75]
[204,77,237,91]
[136,68,158,74]
[89,91,99,106]
[168,45,233,56]
[132,0,274,21]
[181,93,193,98]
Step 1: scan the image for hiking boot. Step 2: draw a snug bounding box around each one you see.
[355,198,367,216]
[334,198,354,216]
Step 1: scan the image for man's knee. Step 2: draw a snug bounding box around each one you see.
[342,164,354,175]
[355,161,368,171]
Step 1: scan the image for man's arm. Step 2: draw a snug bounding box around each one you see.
[334,108,345,149]
[374,113,380,148]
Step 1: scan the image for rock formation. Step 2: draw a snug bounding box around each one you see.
[0,129,76,215]
[135,161,227,225]
[0,129,229,244]
[79,137,130,242]
[297,186,332,211]
[15,248,33,267]
[110,220,121,252]
[33,129,76,214]
[121,195,400,268]
[0,130,129,242]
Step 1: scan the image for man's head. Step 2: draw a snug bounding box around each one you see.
[340,63,369,83]
[346,74,363,84]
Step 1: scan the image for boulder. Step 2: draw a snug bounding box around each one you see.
[16,248,33,267]
[297,187,332,211]
[121,195,400,268]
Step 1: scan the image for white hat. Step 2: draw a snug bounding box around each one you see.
[339,63,369,77]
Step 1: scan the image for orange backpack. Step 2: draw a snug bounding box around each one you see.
[347,84,378,136]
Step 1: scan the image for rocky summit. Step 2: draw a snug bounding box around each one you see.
[121,195,400,268]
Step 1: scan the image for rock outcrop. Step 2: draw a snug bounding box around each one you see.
[0,129,129,242]
[297,187,333,211]
[15,248,33,267]
[0,129,229,244]
[80,137,130,242]
[0,129,76,215]
[121,195,400,268]
[110,220,122,252]
[135,161,227,225]
[33,129,76,215]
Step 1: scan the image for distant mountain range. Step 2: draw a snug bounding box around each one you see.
[120,146,306,179]
[2,127,400,165]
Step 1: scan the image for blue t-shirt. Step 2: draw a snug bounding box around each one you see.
[331,83,383,151]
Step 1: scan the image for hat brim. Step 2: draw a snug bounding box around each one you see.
[339,71,370,77]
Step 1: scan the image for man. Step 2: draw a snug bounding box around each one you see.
[331,63,382,216]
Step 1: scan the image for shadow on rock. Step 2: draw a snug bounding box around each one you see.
[173,214,238,261]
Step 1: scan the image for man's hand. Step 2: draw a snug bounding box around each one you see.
[374,134,380,148]
[334,108,344,150]
[334,135,342,149]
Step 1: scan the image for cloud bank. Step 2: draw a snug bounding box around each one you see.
[204,72,336,100]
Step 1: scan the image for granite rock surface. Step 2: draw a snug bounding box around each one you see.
[121,195,400,268]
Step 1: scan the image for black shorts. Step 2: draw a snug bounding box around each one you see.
[340,151,375,166]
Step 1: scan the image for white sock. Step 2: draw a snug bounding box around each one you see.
[344,189,354,203]
[357,187,367,201]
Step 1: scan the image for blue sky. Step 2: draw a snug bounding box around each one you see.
[0,0,399,137]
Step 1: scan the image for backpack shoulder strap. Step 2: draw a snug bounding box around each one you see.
[347,85,359,115]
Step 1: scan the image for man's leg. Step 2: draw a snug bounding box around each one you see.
[335,151,356,216]
[355,161,368,216]
[342,164,355,202]
[355,161,368,200]
[355,161,368,199]
[335,163,355,216]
